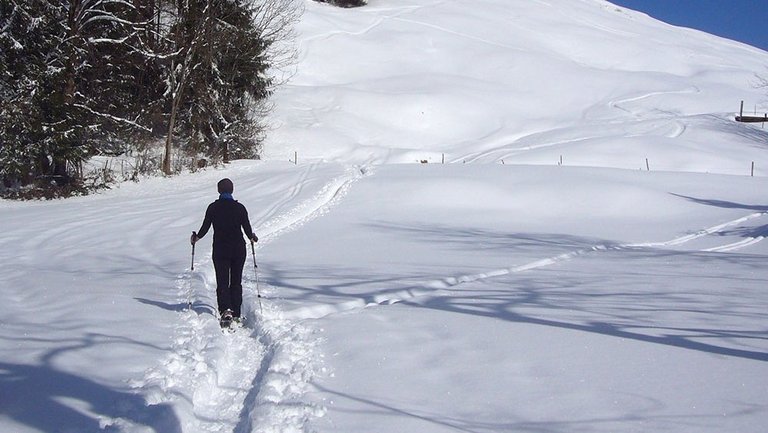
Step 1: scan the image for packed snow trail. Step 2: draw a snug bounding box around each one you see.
[133,164,369,433]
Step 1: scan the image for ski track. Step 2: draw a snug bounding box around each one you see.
[286,211,768,322]
[256,165,371,242]
[458,116,687,165]
[133,165,370,433]
[253,163,314,227]
[703,236,765,253]
[609,87,701,117]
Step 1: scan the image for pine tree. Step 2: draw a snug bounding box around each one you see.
[0,0,159,188]
[2,0,301,191]
[1,0,67,186]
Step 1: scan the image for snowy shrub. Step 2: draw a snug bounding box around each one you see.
[313,0,368,8]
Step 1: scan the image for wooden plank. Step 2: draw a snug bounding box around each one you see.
[735,115,767,123]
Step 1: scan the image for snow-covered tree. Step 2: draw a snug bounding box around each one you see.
[162,0,301,173]
[2,0,303,190]
[1,1,69,186]
[0,0,159,188]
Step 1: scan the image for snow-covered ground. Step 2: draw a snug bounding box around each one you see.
[2,0,768,432]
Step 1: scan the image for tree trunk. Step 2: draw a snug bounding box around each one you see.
[163,89,183,175]
[163,49,191,175]
[162,117,175,175]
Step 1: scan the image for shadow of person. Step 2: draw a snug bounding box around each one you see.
[0,362,181,433]
[135,297,215,316]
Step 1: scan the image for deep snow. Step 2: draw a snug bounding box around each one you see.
[2,0,768,432]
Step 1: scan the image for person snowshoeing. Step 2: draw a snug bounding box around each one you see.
[191,178,258,327]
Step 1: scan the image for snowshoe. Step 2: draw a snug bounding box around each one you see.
[219,309,234,329]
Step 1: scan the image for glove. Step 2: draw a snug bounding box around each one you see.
[250,234,258,243]
[190,232,198,245]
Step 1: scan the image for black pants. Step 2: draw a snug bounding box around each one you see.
[213,255,246,317]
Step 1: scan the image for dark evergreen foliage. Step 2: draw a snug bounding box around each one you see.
[0,0,162,189]
[1,0,287,195]
[170,0,272,163]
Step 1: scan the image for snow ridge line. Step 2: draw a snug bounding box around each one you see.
[288,211,768,321]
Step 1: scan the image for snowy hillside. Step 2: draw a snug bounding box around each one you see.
[2,0,768,433]
[266,0,768,173]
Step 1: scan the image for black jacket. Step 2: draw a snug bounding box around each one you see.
[196,199,256,258]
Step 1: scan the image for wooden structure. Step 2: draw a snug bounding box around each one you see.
[736,100,767,123]
[736,114,767,123]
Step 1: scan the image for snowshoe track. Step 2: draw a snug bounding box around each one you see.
[134,165,369,433]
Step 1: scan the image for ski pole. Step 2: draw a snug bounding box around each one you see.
[191,231,196,271]
[251,241,263,314]
[188,232,197,311]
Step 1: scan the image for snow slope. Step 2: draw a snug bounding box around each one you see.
[3,0,768,432]
[272,164,768,432]
[266,0,768,173]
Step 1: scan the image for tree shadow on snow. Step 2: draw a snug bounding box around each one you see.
[259,224,617,312]
[0,329,182,433]
[364,221,614,253]
[311,382,742,433]
[707,114,768,148]
[405,248,768,362]
[412,297,768,362]
[0,361,181,433]
[669,193,768,239]
[264,222,768,363]
[669,193,768,212]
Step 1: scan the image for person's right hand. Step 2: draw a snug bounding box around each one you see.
[190,232,198,245]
